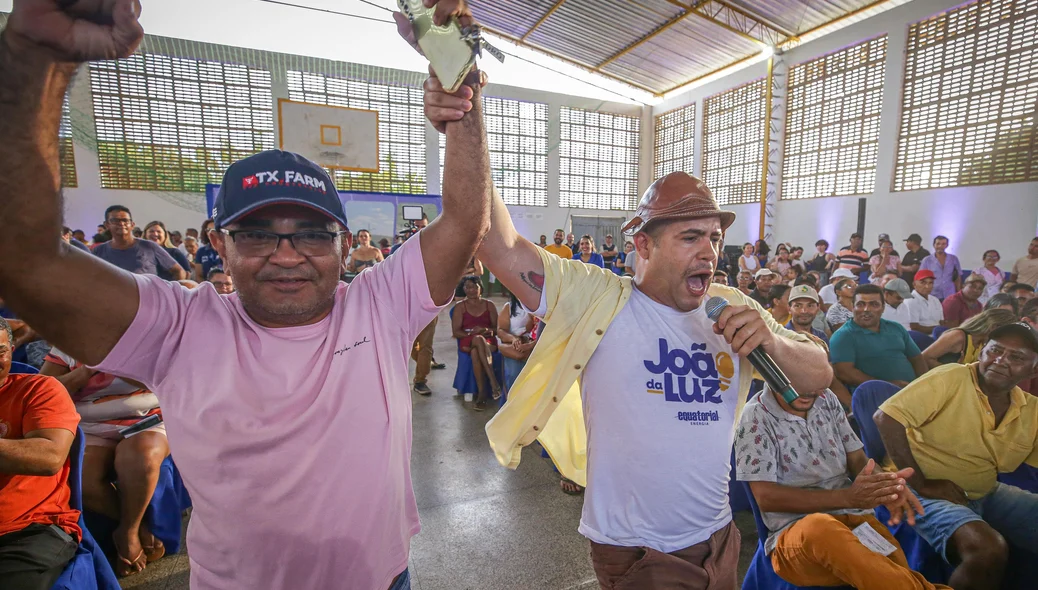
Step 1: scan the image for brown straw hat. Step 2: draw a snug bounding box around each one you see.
[621,172,736,236]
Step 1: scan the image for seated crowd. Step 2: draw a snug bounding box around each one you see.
[721,233,1038,589]
[3,198,1037,589]
[0,205,241,584]
[546,229,1038,588]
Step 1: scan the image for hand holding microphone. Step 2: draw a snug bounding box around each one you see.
[705,296,799,403]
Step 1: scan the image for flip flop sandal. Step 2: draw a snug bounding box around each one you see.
[141,537,165,563]
[560,478,585,496]
[113,534,147,578]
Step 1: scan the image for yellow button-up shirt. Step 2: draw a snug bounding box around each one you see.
[486,247,813,486]
[880,363,1038,498]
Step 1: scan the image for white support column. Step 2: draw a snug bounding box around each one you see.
[269,64,290,150]
[693,98,704,179]
[638,104,654,194]
[546,100,563,230]
[68,64,101,195]
[873,25,908,198]
[761,54,788,243]
[425,122,440,195]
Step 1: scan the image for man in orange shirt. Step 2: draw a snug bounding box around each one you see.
[0,317,81,588]
[544,229,573,259]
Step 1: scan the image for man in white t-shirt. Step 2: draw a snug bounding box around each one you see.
[410,15,834,585]
[882,278,913,330]
[818,268,857,311]
[907,270,945,334]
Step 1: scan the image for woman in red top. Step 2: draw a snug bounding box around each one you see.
[452,277,500,411]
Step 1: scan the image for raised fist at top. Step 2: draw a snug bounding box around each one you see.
[6,0,144,62]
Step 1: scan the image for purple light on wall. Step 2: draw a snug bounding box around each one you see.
[815,198,850,250]
[927,189,968,252]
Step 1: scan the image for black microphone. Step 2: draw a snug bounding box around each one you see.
[705,296,799,403]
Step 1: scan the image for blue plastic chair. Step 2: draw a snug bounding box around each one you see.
[52,427,120,590]
[931,326,948,340]
[449,307,505,403]
[907,330,935,351]
[855,384,1038,587]
[10,361,38,374]
[851,381,901,462]
[729,380,765,514]
[853,381,955,583]
[147,457,192,554]
[85,456,192,558]
[741,481,848,590]
[999,463,1038,493]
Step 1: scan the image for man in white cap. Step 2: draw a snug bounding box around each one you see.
[787,284,854,408]
[787,285,829,343]
[883,278,914,330]
[751,268,777,308]
[819,268,858,311]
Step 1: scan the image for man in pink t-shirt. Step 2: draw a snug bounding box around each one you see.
[0,2,489,588]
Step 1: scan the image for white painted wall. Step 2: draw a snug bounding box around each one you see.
[654,0,1038,271]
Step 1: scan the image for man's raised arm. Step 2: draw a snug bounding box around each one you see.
[0,0,145,365]
[394,2,491,304]
[396,1,544,312]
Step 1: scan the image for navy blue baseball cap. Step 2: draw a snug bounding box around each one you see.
[212,150,348,230]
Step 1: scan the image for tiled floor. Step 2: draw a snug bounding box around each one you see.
[124,301,758,589]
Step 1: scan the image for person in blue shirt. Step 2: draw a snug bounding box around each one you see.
[572,234,604,268]
[61,226,89,252]
[612,241,634,275]
[143,220,192,282]
[831,284,928,389]
[193,218,223,282]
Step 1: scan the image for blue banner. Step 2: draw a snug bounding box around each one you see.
[205,184,442,247]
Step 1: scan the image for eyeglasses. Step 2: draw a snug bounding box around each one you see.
[107,218,133,225]
[221,229,345,257]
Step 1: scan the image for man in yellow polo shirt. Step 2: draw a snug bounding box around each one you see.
[543,229,573,259]
[875,322,1038,590]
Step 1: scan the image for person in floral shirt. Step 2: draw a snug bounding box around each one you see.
[735,384,947,589]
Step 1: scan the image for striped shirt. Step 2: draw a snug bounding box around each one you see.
[837,247,869,270]
[44,348,160,439]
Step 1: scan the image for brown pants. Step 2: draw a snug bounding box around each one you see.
[771,513,950,590]
[411,318,437,385]
[589,521,740,590]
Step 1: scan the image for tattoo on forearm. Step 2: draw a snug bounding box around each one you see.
[520,271,544,293]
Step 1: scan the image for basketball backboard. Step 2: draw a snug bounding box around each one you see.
[277,98,379,172]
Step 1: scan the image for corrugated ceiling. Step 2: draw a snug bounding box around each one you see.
[469,0,905,96]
